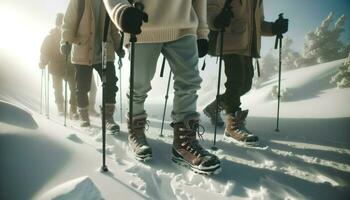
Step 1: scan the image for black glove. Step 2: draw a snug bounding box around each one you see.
[197,39,208,58]
[121,7,148,34]
[214,9,234,29]
[272,17,289,35]
[60,42,71,56]
[116,48,126,58]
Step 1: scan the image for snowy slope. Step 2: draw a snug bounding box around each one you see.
[1,57,350,200]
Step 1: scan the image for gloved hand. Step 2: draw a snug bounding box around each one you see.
[214,9,234,29]
[116,48,126,58]
[197,39,208,58]
[272,17,289,35]
[60,42,71,56]
[121,7,148,34]
[39,62,46,69]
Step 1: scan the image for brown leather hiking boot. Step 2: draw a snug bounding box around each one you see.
[203,99,224,127]
[78,106,90,127]
[69,105,79,120]
[172,119,221,175]
[127,113,152,161]
[104,104,120,134]
[224,110,259,145]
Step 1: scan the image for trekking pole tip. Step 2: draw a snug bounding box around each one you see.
[211,146,218,151]
[100,165,109,173]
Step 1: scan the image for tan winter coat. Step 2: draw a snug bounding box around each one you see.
[208,0,274,57]
[40,27,74,75]
[62,0,120,65]
[103,0,209,43]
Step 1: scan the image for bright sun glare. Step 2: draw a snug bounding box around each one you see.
[0,5,47,68]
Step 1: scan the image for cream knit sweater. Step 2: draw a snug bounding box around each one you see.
[103,0,209,43]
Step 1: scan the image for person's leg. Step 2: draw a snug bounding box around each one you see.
[241,56,254,96]
[222,55,258,144]
[222,54,246,114]
[162,36,202,123]
[93,62,119,132]
[163,35,221,174]
[75,65,93,126]
[126,42,162,161]
[52,74,64,115]
[66,65,78,119]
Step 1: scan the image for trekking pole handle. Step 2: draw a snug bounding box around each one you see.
[130,2,147,43]
[274,13,284,49]
[134,2,144,11]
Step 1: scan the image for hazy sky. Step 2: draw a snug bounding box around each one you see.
[0,0,349,105]
[262,0,350,54]
[1,0,349,55]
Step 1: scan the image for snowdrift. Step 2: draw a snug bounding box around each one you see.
[0,57,349,200]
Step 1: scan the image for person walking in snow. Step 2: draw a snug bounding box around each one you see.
[60,0,121,131]
[40,13,79,120]
[205,0,289,144]
[104,0,221,174]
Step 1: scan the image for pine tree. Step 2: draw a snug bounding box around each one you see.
[253,50,278,88]
[296,12,348,67]
[330,53,350,88]
[281,37,301,70]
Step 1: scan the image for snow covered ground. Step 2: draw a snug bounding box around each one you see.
[0,57,349,200]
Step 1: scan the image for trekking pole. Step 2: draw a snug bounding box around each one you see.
[118,31,125,124]
[64,54,68,126]
[118,57,123,123]
[46,68,50,119]
[274,13,284,132]
[212,0,232,150]
[129,2,146,133]
[100,13,111,173]
[159,57,171,137]
[40,69,44,114]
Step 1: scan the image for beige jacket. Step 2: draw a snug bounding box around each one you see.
[208,0,274,57]
[62,0,120,65]
[40,27,74,75]
[103,0,209,43]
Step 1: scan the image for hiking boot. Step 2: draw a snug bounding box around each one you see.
[78,106,90,127]
[104,104,120,134]
[89,105,100,117]
[203,99,224,127]
[57,103,64,116]
[224,110,259,145]
[127,113,152,161]
[69,105,79,120]
[172,118,221,175]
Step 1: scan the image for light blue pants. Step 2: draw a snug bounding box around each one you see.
[131,35,202,122]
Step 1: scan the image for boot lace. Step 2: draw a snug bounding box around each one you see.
[228,116,252,136]
[130,120,150,147]
[179,123,208,157]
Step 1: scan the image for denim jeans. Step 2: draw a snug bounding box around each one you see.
[131,35,202,122]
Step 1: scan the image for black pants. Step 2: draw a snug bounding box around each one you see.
[221,54,254,114]
[75,62,118,108]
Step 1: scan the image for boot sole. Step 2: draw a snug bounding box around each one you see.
[171,155,221,175]
[203,109,225,127]
[222,131,259,146]
[107,127,120,135]
[128,144,153,162]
